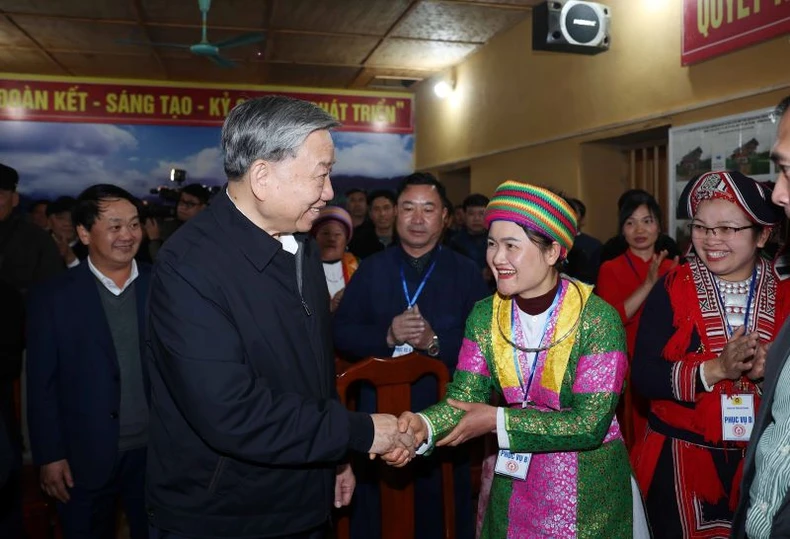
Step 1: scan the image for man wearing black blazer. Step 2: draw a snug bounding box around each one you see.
[26,184,150,539]
[146,96,414,539]
[732,96,790,538]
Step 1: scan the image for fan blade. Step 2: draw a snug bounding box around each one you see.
[117,38,191,50]
[214,32,265,50]
[207,54,236,68]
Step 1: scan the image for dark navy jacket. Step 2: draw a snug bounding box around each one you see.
[333,244,489,378]
[26,261,151,488]
[145,192,374,538]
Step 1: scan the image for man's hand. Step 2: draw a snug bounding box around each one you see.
[387,309,425,347]
[381,412,428,467]
[40,459,74,503]
[398,411,428,447]
[334,463,355,508]
[436,399,497,447]
[368,414,415,460]
[409,305,436,351]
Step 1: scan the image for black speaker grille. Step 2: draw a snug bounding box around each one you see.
[564,4,600,44]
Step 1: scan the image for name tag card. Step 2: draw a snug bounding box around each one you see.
[393,344,414,357]
[494,449,532,480]
[721,394,755,441]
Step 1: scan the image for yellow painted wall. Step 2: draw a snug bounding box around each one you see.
[414,0,790,238]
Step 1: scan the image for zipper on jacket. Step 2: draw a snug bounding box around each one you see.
[294,238,312,317]
[207,456,227,495]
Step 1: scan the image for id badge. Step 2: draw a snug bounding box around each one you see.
[393,344,414,357]
[494,449,531,480]
[721,393,755,441]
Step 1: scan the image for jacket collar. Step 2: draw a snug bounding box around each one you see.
[209,186,284,272]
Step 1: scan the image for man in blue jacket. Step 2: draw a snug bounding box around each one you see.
[145,96,412,539]
[27,184,150,539]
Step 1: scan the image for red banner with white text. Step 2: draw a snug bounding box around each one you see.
[682,0,790,65]
[0,77,413,134]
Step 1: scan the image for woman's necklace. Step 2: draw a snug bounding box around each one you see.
[714,265,759,316]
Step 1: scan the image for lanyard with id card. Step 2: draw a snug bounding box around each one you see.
[494,292,559,480]
[713,268,757,441]
[392,250,439,358]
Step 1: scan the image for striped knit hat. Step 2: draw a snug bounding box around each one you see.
[485,181,578,257]
[311,206,354,240]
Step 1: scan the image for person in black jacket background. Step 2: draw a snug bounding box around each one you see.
[145,96,414,539]
[0,279,24,538]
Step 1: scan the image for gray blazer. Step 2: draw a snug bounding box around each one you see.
[732,318,790,538]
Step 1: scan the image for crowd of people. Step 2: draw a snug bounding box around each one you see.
[0,93,789,539]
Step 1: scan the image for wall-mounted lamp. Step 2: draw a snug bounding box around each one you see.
[433,69,456,99]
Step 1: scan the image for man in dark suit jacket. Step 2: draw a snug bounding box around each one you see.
[146,96,413,539]
[732,95,790,539]
[26,184,150,539]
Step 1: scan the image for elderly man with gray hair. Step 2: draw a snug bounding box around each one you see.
[145,96,413,539]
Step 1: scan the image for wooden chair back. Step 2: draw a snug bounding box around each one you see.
[334,353,455,539]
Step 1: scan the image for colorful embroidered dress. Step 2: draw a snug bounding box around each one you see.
[421,279,635,539]
[632,256,784,538]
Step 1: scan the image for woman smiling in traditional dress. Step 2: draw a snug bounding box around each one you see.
[632,170,785,538]
[394,181,649,538]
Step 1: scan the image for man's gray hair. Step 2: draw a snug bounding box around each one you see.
[221,96,340,180]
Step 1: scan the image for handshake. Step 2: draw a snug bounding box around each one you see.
[367,412,430,467]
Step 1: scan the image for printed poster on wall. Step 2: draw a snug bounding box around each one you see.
[667,107,778,245]
[0,74,415,209]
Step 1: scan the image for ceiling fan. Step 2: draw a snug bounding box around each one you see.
[119,0,265,68]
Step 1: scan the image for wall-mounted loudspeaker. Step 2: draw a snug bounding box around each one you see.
[532,1,611,55]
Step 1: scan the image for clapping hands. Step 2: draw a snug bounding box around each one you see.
[386,305,435,350]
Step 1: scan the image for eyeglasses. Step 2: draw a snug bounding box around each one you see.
[688,223,756,239]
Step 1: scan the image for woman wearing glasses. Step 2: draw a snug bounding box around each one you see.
[396,181,650,538]
[631,170,786,538]
[596,190,679,452]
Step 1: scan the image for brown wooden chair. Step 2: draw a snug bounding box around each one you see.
[334,353,455,539]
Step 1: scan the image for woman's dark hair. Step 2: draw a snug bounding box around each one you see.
[520,225,564,270]
[617,189,663,232]
[72,184,143,231]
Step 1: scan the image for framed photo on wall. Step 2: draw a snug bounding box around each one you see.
[667,107,779,248]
